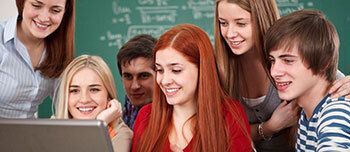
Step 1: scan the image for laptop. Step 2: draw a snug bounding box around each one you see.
[0,119,114,152]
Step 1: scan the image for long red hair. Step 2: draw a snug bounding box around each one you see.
[136,24,250,151]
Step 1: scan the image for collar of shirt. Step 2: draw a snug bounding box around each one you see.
[3,16,17,43]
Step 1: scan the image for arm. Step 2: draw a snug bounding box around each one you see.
[111,118,133,152]
[316,100,350,151]
[251,100,300,141]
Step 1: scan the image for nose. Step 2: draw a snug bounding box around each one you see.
[130,79,141,90]
[79,90,91,103]
[38,9,50,22]
[158,72,173,86]
[226,25,238,39]
[270,60,285,80]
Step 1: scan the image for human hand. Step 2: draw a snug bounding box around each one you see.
[265,100,300,133]
[329,76,350,99]
[96,99,122,124]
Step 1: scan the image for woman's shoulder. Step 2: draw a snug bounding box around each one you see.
[138,103,152,117]
[223,99,252,151]
[222,98,250,128]
[133,103,152,131]
[223,98,245,112]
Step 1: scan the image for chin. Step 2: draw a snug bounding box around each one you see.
[33,33,50,39]
[75,116,94,119]
[230,48,248,56]
[278,93,295,101]
[72,113,97,120]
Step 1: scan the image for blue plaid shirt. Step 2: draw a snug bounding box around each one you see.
[122,96,141,130]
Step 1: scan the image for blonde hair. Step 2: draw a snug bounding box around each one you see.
[54,55,117,118]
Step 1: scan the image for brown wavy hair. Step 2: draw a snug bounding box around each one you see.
[135,24,251,151]
[16,0,75,78]
[214,0,279,99]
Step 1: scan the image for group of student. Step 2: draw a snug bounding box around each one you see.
[1,0,350,152]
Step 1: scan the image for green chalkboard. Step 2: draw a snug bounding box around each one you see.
[39,0,349,118]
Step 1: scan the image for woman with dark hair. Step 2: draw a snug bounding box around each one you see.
[0,0,75,118]
[132,24,252,152]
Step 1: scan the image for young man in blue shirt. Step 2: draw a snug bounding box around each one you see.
[265,9,350,151]
[116,34,156,129]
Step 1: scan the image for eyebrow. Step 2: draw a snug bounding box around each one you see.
[69,84,102,88]
[155,63,182,67]
[218,17,249,21]
[33,0,43,4]
[34,0,65,8]
[278,54,297,58]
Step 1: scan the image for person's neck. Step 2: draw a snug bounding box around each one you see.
[297,78,330,119]
[239,49,269,98]
[172,101,196,122]
[170,101,196,150]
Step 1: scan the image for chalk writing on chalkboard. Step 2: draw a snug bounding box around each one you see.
[101,0,312,49]
[104,0,216,49]
[137,6,178,23]
[184,0,214,19]
[276,0,315,16]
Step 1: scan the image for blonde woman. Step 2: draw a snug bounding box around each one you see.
[54,55,132,152]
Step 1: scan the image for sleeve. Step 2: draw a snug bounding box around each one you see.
[112,118,133,152]
[336,69,345,79]
[131,104,152,152]
[316,99,350,151]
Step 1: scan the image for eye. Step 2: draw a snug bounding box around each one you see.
[155,67,164,74]
[90,88,100,93]
[268,57,275,65]
[219,20,228,27]
[283,59,295,65]
[31,3,41,9]
[69,88,79,94]
[172,69,182,74]
[237,22,247,27]
[122,73,133,80]
[51,8,63,14]
[139,72,151,80]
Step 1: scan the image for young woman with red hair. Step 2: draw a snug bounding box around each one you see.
[132,24,252,152]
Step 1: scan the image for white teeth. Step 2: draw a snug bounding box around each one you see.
[277,82,291,87]
[231,41,242,46]
[35,21,49,28]
[233,41,240,45]
[78,107,94,112]
[166,88,178,93]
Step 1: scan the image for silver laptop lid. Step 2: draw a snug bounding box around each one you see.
[0,119,114,152]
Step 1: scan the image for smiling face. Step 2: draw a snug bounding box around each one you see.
[155,47,198,107]
[121,57,155,106]
[20,0,66,39]
[68,68,108,119]
[269,44,321,102]
[218,1,253,55]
